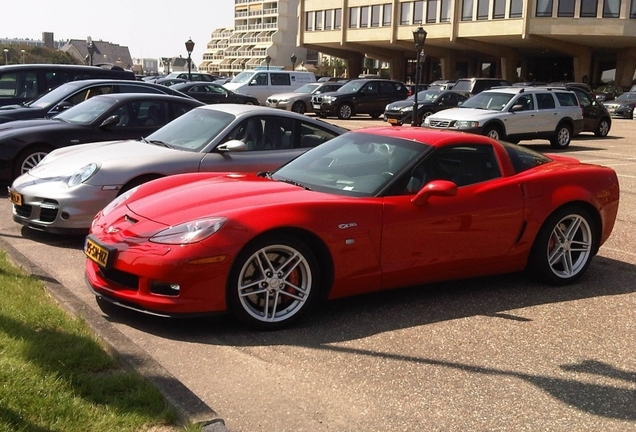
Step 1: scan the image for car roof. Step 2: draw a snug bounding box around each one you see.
[88,93,204,104]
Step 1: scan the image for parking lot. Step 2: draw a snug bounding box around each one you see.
[1,116,635,432]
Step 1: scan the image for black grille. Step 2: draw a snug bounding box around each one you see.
[14,203,32,218]
[428,119,452,128]
[99,267,139,290]
[39,207,58,223]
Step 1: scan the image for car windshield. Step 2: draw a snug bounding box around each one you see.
[25,82,84,109]
[407,90,441,101]
[230,71,256,84]
[144,108,234,152]
[337,81,365,93]
[615,92,636,102]
[294,83,321,93]
[272,132,427,197]
[460,92,514,111]
[53,96,117,124]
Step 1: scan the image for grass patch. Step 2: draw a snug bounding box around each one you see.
[0,250,186,432]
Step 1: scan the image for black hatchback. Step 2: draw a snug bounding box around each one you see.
[0,79,192,125]
[384,89,470,126]
[312,79,408,119]
[543,83,612,137]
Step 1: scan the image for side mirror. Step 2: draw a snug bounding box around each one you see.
[99,115,120,128]
[51,101,73,113]
[249,79,257,86]
[511,104,524,112]
[411,180,458,206]
[216,139,247,152]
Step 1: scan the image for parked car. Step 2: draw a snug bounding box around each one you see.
[82,127,619,329]
[451,78,512,96]
[265,81,345,114]
[384,89,471,126]
[9,104,346,234]
[0,93,203,180]
[223,70,316,105]
[155,78,188,87]
[169,82,259,105]
[427,79,455,90]
[541,83,612,136]
[0,79,191,125]
[312,78,408,119]
[163,72,219,82]
[0,64,135,107]
[423,86,584,148]
[593,83,626,102]
[603,92,636,119]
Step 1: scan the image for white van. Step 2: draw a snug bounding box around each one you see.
[223,70,316,105]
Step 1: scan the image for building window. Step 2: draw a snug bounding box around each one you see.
[414,1,424,24]
[441,0,452,21]
[383,4,393,25]
[315,11,323,30]
[581,0,598,16]
[349,7,359,28]
[462,0,474,20]
[335,9,342,29]
[427,0,438,22]
[477,0,490,19]
[493,0,506,18]
[325,9,333,29]
[510,0,523,16]
[631,0,636,17]
[557,0,575,16]
[361,5,370,27]
[371,5,381,26]
[536,0,553,16]
[401,2,412,24]
[603,0,621,16]
[305,11,314,31]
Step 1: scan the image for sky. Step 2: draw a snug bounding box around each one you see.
[2,0,235,65]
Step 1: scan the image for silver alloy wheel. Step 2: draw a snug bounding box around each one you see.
[485,127,501,140]
[21,151,48,174]
[597,119,610,136]
[237,243,313,323]
[338,104,352,119]
[556,126,571,147]
[545,213,593,279]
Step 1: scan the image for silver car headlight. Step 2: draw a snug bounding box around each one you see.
[68,163,99,187]
[149,217,227,245]
[278,98,290,103]
[455,120,480,129]
[323,96,337,103]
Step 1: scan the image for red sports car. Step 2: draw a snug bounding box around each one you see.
[85,127,620,329]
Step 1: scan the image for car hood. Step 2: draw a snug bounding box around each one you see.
[428,107,502,120]
[386,100,433,110]
[268,92,303,100]
[124,173,338,227]
[27,140,179,178]
[0,118,65,133]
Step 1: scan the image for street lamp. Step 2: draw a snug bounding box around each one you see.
[185,37,195,81]
[290,54,297,71]
[3,48,8,65]
[21,49,25,64]
[411,27,427,127]
[162,57,171,74]
[86,36,94,66]
[265,55,271,70]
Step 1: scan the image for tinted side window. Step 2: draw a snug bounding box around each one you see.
[536,93,556,109]
[299,122,340,148]
[45,71,71,92]
[573,89,592,107]
[170,102,198,120]
[118,84,162,94]
[271,73,291,85]
[555,92,578,107]
[380,81,395,94]
[252,73,268,86]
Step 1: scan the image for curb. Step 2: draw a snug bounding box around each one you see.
[0,236,229,432]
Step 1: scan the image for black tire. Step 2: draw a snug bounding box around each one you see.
[550,123,572,149]
[337,103,353,120]
[317,113,327,119]
[119,175,162,195]
[594,118,610,137]
[483,125,504,141]
[527,206,597,285]
[291,101,306,114]
[369,112,382,119]
[13,145,51,179]
[227,235,321,330]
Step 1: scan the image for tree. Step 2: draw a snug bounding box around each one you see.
[1,45,81,65]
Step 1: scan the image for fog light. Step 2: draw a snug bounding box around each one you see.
[150,281,181,296]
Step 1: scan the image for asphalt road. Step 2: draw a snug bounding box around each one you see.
[1,116,635,432]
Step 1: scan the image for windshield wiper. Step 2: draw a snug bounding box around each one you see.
[144,139,174,149]
[278,178,312,190]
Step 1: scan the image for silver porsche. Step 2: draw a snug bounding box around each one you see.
[9,104,346,234]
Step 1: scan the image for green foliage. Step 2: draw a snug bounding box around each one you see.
[0,251,182,432]
[1,45,81,65]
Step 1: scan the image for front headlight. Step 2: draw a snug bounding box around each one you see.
[423,117,432,125]
[278,98,290,103]
[400,105,413,113]
[68,163,98,187]
[323,96,337,103]
[149,217,227,245]
[455,120,480,129]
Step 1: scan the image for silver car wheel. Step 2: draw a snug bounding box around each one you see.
[20,150,49,175]
[545,213,593,279]
[236,243,314,325]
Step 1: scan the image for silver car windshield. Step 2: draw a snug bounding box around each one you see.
[144,108,234,152]
[272,132,426,197]
[53,97,117,124]
[460,92,514,111]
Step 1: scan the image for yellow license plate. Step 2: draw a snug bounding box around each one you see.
[7,188,22,206]
[84,236,114,268]
[387,118,398,124]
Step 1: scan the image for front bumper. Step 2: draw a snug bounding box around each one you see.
[384,111,412,125]
[9,176,120,234]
